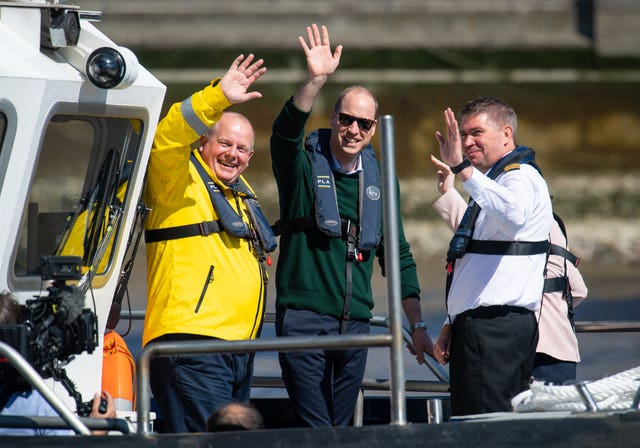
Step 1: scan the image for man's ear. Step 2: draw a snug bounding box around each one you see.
[329,110,338,126]
[503,125,513,144]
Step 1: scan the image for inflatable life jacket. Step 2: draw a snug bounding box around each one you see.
[274,128,382,250]
[144,152,277,259]
[274,129,382,333]
[102,330,135,411]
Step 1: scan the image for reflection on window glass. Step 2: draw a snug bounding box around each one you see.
[0,112,6,151]
[14,115,143,283]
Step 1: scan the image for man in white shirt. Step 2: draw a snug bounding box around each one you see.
[432,97,553,416]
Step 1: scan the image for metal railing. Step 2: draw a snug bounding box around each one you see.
[0,341,91,435]
[136,334,397,434]
[117,309,640,335]
[0,342,133,434]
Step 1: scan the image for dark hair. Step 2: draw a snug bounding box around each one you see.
[206,402,264,432]
[0,292,21,325]
[459,96,518,136]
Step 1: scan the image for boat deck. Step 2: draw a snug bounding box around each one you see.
[1,409,639,448]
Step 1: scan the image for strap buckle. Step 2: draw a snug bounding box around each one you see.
[199,221,215,236]
[346,220,358,261]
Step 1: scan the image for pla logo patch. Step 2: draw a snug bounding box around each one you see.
[317,175,332,189]
[366,186,381,201]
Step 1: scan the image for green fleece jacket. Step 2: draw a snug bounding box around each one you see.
[270,98,420,320]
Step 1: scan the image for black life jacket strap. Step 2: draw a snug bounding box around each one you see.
[340,221,359,334]
[543,276,567,293]
[466,239,550,256]
[549,243,579,267]
[144,220,223,244]
[545,240,579,331]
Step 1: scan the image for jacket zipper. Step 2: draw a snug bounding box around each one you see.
[195,265,214,313]
[248,260,266,338]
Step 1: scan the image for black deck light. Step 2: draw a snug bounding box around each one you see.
[85,46,139,89]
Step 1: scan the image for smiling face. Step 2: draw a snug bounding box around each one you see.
[329,87,377,170]
[459,111,515,173]
[199,112,254,185]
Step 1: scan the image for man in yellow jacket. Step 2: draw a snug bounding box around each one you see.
[142,54,275,433]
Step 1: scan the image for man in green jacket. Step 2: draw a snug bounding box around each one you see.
[270,24,434,427]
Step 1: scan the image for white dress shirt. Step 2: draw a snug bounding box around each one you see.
[446,163,553,319]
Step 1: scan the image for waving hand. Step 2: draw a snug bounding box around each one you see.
[220,54,267,104]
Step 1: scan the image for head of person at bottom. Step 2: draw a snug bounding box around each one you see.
[206,401,265,432]
[0,291,21,325]
[199,111,255,186]
[328,86,378,172]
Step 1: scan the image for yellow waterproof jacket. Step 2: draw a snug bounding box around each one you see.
[142,80,265,346]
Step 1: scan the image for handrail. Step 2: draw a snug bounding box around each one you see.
[0,341,91,435]
[574,321,640,332]
[370,315,449,382]
[136,334,393,435]
[379,114,407,426]
[119,310,640,334]
[251,376,450,394]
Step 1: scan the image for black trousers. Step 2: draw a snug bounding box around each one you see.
[449,305,538,416]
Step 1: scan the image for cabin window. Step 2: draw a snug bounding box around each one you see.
[13,115,144,286]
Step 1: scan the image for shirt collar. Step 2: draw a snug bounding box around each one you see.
[331,153,362,175]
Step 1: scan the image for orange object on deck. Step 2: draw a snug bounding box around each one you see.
[102,330,136,411]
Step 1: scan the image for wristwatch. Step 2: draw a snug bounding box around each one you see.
[410,321,428,332]
[451,158,471,174]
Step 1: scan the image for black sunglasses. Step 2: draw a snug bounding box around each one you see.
[337,112,376,132]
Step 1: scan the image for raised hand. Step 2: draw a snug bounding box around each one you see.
[220,54,267,104]
[299,23,342,81]
[430,154,454,194]
[292,24,343,112]
[434,108,464,168]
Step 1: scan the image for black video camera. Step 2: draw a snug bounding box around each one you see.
[0,256,99,416]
